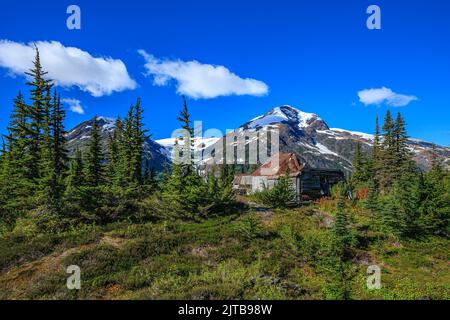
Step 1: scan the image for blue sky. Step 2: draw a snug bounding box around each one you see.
[0,0,449,145]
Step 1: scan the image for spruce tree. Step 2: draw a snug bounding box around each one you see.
[65,149,86,212]
[106,130,120,184]
[351,142,370,186]
[365,178,379,213]
[0,93,35,217]
[393,112,412,183]
[176,96,195,173]
[25,47,52,180]
[421,152,449,236]
[327,187,353,300]
[378,111,397,191]
[131,98,148,185]
[85,116,104,187]
[52,93,68,178]
[37,85,56,207]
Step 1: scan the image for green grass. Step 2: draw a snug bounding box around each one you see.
[0,202,448,300]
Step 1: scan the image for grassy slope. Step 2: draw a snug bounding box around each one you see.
[0,200,448,300]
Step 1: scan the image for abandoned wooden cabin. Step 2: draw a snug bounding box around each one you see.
[233,152,344,200]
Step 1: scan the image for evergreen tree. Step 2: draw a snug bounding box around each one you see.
[52,93,68,178]
[394,112,409,167]
[176,96,195,172]
[254,172,296,208]
[351,142,370,186]
[122,107,134,184]
[110,118,126,187]
[65,149,86,212]
[0,93,36,220]
[131,98,148,185]
[365,178,379,213]
[370,115,381,182]
[106,129,120,184]
[25,47,52,180]
[378,110,397,191]
[85,116,104,187]
[380,159,422,237]
[37,85,56,207]
[421,153,450,236]
[333,191,352,253]
[326,187,354,300]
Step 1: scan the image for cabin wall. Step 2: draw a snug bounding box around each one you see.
[299,170,344,199]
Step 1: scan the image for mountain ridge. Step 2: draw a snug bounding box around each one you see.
[65,106,450,174]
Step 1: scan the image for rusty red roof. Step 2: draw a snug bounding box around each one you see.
[251,153,304,177]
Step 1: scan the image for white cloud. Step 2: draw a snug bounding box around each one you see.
[0,40,137,97]
[358,87,418,107]
[138,50,268,99]
[62,98,85,114]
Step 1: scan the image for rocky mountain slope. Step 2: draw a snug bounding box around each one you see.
[196,105,450,174]
[65,117,169,171]
[66,107,449,175]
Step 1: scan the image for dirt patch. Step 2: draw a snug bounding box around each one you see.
[100,235,127,248]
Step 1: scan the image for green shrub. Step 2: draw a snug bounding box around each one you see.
[253,174,296,208]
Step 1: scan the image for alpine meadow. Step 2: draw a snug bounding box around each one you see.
[0,0,449,303]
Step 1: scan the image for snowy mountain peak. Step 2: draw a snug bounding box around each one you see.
[244,105,328,130]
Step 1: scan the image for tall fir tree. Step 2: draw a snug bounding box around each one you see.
[37,85,56,207]
[25,47,52,180]
[393,112,411,177]
[85,116,104,187]
[378,110,397,191]
[420,151,449,236]
[176,96,195,173]
[65,149,86,212]
[131,98,148,185]
[351,142,370,186]
[52,93,68,178]
[371,115,381,182]
[0,93,35,218]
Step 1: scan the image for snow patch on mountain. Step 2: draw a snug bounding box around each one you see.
[244,105,323,130]
[156,137,220,160]
[331,128,375,141]
[314,142,339,156]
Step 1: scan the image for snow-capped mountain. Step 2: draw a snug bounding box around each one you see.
[201,105,450,174]
[156,137,221,161]
[66,107,449,175]
[65,117,170,171]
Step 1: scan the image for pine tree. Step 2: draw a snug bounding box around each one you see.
[85,116,104,187]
